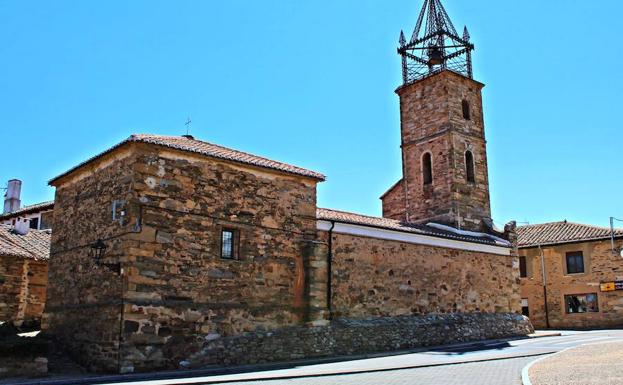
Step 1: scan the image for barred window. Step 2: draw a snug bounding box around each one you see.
[221,229,238,259]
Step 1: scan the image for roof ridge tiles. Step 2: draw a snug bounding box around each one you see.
[50,133,326,184]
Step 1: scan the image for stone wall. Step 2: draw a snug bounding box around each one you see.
[23,260,48,324]
[185,313,533,368]
[43,146,138,372]
[117,144,320,372]
[380,180,405,221]
[0,256,48,327]
[46,140,528,374]
[327,232,521,317]
[0,256,23,323]
[520,238,623,329]
[382,70,491,231]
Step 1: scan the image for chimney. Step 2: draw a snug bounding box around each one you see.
[14,218,30,235]
[3,179,22,214]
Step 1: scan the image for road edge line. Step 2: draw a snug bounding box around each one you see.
[521,347,573,385]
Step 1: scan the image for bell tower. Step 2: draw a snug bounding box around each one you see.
[381,0,492,232]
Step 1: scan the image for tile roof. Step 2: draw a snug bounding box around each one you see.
[50,134,325,184]
[317,208,510,246]
[517,221,623,248]
[0,201,54,220]
[0,225,51,260]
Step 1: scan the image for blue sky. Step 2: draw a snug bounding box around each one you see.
[1,0,621,228]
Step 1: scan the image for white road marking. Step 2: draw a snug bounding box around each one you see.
[551,336,614,346]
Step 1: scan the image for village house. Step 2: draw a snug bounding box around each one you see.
[0,224,50,327]
[518,221,623,329]
[1,180,54,231]
[42,0,531,374]
[0,180,52,327]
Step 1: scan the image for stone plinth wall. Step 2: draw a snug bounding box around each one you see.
[0,356,48,379]
[327,232,521,318]
[187,313,533,368]
[0,256,48,327]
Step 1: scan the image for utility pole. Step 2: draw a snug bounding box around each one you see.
[538,244,550,329]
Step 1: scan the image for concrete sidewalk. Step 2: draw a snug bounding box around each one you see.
[526,341,623,385]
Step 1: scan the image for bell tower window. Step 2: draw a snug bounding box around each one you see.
[465,151,475,183]
[462,100,471,120]
[422,153,433,185]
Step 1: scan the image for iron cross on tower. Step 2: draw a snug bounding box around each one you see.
[398,0,474,85]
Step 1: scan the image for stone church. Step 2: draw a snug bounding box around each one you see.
[43,0,531,373]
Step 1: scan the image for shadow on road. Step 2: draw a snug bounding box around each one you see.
[425,342,512,355]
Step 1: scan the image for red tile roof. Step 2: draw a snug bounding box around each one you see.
[0,201,54,220]
[50,134,325,184]
[317,208,509,246]
[517,221,623,248]
[0,225,51,260]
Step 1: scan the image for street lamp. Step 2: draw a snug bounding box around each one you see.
[90,239,120,274]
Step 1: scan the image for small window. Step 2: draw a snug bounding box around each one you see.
[519,256,527,278]
[462,100,471,120]
[29,217,39,230]
[220,229,239,259]
[465,151,475,183]
[40,211,53,230]
[422,153,433,185]
[521,298,530,317]
[565,293,599,314]
[566,251,584,274]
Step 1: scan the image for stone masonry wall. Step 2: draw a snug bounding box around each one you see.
[44,146,139,372]
[185,313,532,368]
[23,260,48,324]
[380,180,405,221]
[46,141,528,374]
[117,144,321,372]
[383,70,491,231]
[520,238,623,329]
[0,256,48,327]
[327,232,521,317]
[0,255,24,323]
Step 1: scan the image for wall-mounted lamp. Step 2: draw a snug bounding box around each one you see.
[90,239,120,274]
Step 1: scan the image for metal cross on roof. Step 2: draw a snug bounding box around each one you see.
[184,116,192,136]
[398,0,474,85]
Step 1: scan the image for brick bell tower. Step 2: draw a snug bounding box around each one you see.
[381,0,492,232]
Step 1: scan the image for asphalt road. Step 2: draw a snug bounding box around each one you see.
[103,330,623,385]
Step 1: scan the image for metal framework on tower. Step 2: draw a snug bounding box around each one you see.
[398,0,474,85]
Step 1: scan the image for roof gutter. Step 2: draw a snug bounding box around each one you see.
[317,220,512,256]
